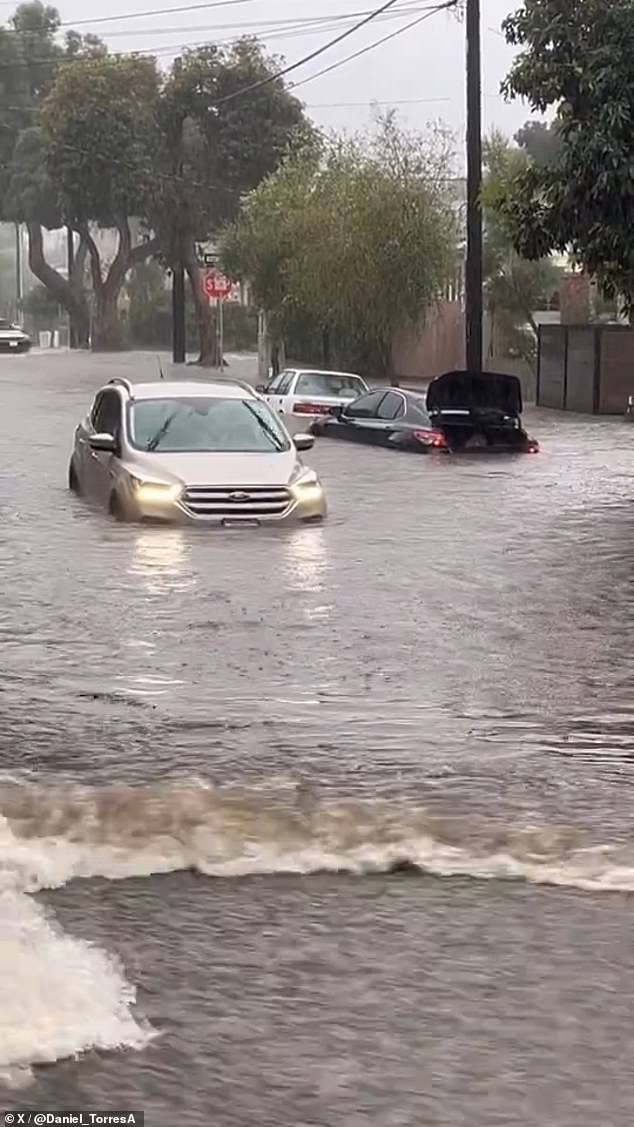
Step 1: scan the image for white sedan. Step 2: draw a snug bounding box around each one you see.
[0,319,31,353]
[259,368,370,428]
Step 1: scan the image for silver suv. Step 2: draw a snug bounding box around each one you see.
[69,377,327,526]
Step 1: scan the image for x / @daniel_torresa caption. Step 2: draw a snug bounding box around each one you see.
[3,1116,143,1126]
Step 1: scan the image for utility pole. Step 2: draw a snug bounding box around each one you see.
[465,0,483,372]
[172,261,186,364]
[67,227,77,349]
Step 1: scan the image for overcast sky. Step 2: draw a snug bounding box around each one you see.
[20,0,539,163]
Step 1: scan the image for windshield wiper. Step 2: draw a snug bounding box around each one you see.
[146,412,178,452]
[243,402,285,451]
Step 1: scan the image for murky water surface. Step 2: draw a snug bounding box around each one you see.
[1,352,634,1124]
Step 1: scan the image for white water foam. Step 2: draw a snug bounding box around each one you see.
[2,779,634,893]
[0,818,154,1089]
[2,776,634,1087]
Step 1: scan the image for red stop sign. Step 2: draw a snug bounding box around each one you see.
[203,269,233,300]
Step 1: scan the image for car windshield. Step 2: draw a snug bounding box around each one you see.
[296,372,367,398]
[128,397,291,453]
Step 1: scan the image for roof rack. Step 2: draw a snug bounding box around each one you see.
[108,377,133,394]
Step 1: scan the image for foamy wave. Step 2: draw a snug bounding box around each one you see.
[1,776,634,893]
[0,888,154,1086]
[3,775,631,1086]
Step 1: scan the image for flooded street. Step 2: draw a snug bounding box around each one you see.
[2,350,634,1124]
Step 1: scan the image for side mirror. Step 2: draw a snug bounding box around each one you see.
[294,433,315,452]
[89,432,117,453]
[256,384,268,394]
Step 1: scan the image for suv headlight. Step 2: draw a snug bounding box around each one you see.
[290,468,323,501]
[130,477,183,504]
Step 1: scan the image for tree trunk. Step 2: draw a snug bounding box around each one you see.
[27,222,90,348]
[271,340,281,377]
[383,342,399,386]
[92,287,126,351]
[82,222,160,352]
[70,238,90,348]
[184,241,219,366]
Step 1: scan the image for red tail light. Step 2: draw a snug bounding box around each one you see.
[526,441,540,453]
[293,402,329,415]
[413,428,448,449]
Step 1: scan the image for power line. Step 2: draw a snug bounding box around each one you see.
[307,93,502,107]
[59,0,262,30]
[0,3,443,68]
[85,5,438,40]
[0,18,417,72]
[289,1,457,93]
[211,0,421,106]
[0,19,409,72]
[0,0,263,34]
[308,96,452,107]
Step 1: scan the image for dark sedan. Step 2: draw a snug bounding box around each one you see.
[311,372,539,454]
[310,387,449,452]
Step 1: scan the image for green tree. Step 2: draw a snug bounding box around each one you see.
[0,3,108,345]
[41,54,161,349]
[482,132,560,364]
[4,125,92,345]
[501,0,634,306]
[221,150,318,366]
[222,118,458,380]
[514,120,563,168]
[156,38,313,364]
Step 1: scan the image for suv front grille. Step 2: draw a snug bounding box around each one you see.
[182,484,292,519]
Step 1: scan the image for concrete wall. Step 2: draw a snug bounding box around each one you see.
[537,324,634,413]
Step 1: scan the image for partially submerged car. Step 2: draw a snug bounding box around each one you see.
[310,371,539,454]
[310,387,450,451]
[427,370,539,452]
[258,368,370,427]
[69,377,327,526]
[0,319,31,353]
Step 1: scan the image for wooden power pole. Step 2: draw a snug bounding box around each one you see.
[465,0,483,372]
[172,262,186,364]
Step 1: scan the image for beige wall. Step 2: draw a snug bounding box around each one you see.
[392,302,535,397]
[392,301,465,381]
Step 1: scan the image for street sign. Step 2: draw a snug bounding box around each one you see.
[203,252,218,267]
[202,269,233,300]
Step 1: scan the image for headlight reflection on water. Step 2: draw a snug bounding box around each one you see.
[128,528,194,596]
[283,526,330,601]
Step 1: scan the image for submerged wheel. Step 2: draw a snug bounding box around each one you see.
[68,460,81,494]
[109,492,129,522]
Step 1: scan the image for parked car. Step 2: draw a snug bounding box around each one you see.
[426,370,539,452]
[310,387,449,452]
[69,377,326,526]
[311,372,539,454]
[0,319,31,353]
[625,395,634,421]
[258,368,370,427]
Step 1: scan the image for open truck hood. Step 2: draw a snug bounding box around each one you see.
[426,370,523,417]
